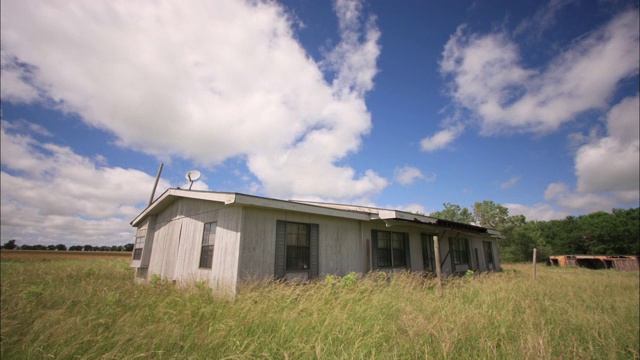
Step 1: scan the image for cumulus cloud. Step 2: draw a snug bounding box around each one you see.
[423,9,638,144]
[394,166,428,186]
[0,0,385,201]
[542,182,618,213]
[1,121,172,246]
[420,124,464,152]
[504,203,569,221]
[0,53,41,103]
[575,94,639,194]
[540,95,639,213]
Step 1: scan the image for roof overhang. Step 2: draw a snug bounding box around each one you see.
[130,189,504,239]
[293,199,503,238]
[131,188,371,227]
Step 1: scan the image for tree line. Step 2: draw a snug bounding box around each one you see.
[429,201,639,263]
[1,240,134,252]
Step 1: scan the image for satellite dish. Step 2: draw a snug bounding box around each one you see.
[185,170,201,190]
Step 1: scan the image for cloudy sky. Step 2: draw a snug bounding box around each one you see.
[1,0,638,247]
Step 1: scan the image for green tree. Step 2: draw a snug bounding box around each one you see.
[473,200,509,228]
[430,203,473,224]
[55,244,67,251]
[2,239,17,250]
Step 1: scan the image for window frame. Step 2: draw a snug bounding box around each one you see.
[374,230,409,269]
[133,235,145,260]
[199,221,216,269]
[285,222,311,271]
[450,237,470,266]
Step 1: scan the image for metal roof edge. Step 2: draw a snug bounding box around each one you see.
[131,189,372,227]
[233,193,370,220]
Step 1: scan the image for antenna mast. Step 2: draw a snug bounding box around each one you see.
[148,163,164,206]
[185,170,201,190]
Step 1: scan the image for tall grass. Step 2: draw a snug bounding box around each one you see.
[1,255,638,359]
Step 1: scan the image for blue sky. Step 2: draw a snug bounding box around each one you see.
[1,0,638,246]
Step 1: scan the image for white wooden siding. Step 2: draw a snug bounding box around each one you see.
[145,198,228,284]
[238,208,366,280]
[138,196,502,293]
[210,206,242,294]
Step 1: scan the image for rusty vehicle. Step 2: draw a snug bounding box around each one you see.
[548,255,639,271]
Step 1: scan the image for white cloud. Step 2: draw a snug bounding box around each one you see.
[540,95,639,213]
[1,122,171,246]
[0,0,385,201]
[180,180,210,192]
[543,182,618,213]
[575,94,639,194]
[515,95,639,217]
[0,53,41,103]
[420,124,464,152]
[544,182,569,201]
[394,166,428,186]
[504,203,569,221]
[396,203,427,215]
[500,176,520,189]
[430,9,638,139]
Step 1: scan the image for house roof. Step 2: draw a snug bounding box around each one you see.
[131,188,503,238]
[131,188,371,226]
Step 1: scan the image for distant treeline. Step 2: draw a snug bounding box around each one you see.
[499,207,640,262]
[1,240,133,252]
[430,202,639,263]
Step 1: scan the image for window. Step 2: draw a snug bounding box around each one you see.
[374,230,408,268]
[274,221,319,279]
[450,237,469,266]
[286,222,310,271]
[199,222,216,269]
[421,234,435,271]
[133,236,145,260]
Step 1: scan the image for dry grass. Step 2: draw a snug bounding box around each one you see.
[1,255,638,359]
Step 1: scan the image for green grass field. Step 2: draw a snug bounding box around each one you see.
[1,251,638,359]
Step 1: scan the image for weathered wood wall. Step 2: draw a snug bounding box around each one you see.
[237,207,367,281]
[144,198,242,294]
[137,198,501,293]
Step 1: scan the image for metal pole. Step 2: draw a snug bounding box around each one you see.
[532,248,537,280]
[148,163,164,207]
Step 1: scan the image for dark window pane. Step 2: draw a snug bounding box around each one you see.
[133,248,142,260]
[202,222,216,245]
[451,238,469,265]
[285,222,310,270]
[392,248,406,267]
[199,245,214,268]
[202,223,211,245]
[200,222,216,269]
[375,231,408,268]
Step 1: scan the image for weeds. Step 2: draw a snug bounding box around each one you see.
[1,257,638,359]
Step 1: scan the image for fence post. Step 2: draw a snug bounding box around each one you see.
[532,248,537,280]
[434,235,443,296]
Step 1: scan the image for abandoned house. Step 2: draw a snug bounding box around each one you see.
[130,189,503,294]
[548,255,639,271]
